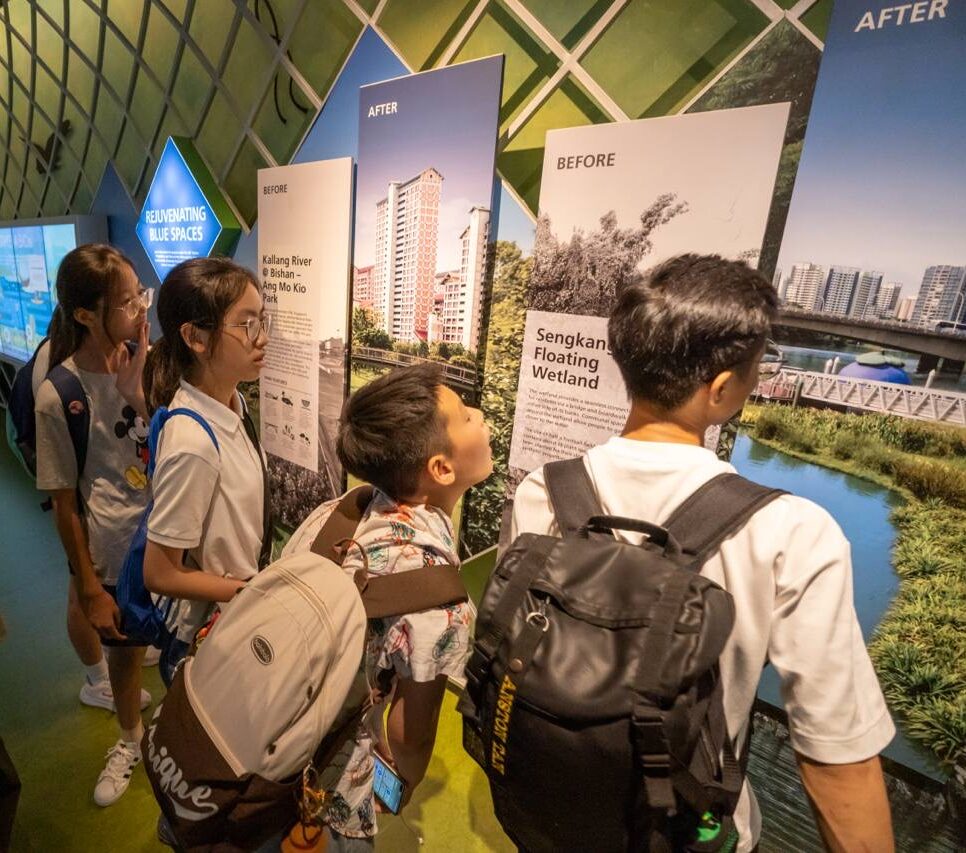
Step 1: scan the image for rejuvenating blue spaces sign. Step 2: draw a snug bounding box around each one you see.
[136,137,240,281]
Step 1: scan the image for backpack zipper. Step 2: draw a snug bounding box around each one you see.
[273,565,336,641]
[266,565,340,756]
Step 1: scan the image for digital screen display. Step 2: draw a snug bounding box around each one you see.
[372,753,404,814]
[0,223,79,362]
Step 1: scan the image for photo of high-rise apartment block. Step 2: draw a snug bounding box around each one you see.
[352,264,373,308]
[351,57,502,394]
[364,173,493,348]
[441,205,490,350]
[371,166,442,342]
[912,265,966,329]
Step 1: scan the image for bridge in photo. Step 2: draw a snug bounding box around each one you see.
[754,369,966,427]
[352,346,477,391]
[775,310,966,369]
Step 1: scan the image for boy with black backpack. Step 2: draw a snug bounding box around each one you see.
[464,255,895,852]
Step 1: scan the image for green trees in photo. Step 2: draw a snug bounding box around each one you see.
[351,305,392,350]
[743,403,966,773]
[527,195,687,316]
[461,240,531,555]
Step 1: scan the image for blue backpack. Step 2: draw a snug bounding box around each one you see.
[117,407,219,647]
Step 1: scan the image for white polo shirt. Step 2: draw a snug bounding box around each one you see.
[147,379,266,640]
[511,437,895,853]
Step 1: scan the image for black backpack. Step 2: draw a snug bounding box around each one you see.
[459,457,784,853]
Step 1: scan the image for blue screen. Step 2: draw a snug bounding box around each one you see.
[0,223,78,362]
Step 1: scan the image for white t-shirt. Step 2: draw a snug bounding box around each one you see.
[511,437,895,853]
[147,379,266,641]
[35,355,150,584]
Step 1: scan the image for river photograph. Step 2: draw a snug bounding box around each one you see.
[729,391,965,787]
[773,336,966,394]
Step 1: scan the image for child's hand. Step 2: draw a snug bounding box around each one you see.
[83,586,127,641]
[115,321,150,420]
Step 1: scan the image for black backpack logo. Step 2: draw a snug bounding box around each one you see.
[458,458,783,852]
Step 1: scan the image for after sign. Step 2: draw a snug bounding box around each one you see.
[136,137,241,281]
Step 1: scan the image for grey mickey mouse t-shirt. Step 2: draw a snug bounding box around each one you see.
[35,355,151,584]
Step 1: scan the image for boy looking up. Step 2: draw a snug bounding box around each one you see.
[329,362,492,850]
[511,255,895,853]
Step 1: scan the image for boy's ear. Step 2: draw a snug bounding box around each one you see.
[708,370,734,406]
[426,452,456,488]
[179,321,209,356]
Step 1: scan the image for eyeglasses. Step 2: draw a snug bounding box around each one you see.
[112,287,153,320]
[223,312,273,343]
[758,339,784,378]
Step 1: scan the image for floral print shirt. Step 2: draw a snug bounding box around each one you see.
[326,490,475,838]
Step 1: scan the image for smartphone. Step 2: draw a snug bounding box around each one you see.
[372,752,406,814]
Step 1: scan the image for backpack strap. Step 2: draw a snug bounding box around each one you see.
[631,474,784,813]
[661,473,786,564]
[353,564,467,620]
[240,405,273,570]
[309,486,468,619]
[147,407,220,478]
[309,486,375,563]
[543,457,609,538]
[47,363,90,484]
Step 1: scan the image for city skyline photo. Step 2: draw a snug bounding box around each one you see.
[353,56,503,349]
[776,0,966,317]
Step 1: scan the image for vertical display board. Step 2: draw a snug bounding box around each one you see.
[734,0,966,777]
[257,158,354,529]
[504,105,788,491]
[350,56,503,400]
[0,216,107,363]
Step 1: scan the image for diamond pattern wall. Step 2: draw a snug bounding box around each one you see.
[0,0,831,226]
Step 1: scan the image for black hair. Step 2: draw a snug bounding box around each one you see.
[143,257,258,414]
[337,362,450,500]
[47,243,137,368]
[607,254,777,410]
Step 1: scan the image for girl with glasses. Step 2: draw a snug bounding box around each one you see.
[141,257,272,689]
[34,243,153,807]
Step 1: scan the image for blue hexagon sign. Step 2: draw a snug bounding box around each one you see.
[136,137,241,281]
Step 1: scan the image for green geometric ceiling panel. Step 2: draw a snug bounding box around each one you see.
[452,1,561,134]
[378,0,479,70]
[801,0,834,42]
[0,0,827,227]
[288,0,363,98]
[581,0,768,119]
[519,0,612,50]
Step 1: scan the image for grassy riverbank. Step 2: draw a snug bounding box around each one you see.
[741,404,966,775]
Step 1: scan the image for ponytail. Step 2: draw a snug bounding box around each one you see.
[144,335,190,415]
[47,303,84,368]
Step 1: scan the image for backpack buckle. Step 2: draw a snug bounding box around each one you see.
[633,708,668,757]
[640,752,671,771]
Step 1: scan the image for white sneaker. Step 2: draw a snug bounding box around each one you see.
[79,679,152,711]
[143,646,161,667]
[93,739,141,806]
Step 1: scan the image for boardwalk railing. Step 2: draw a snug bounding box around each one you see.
[353,346,477,388]
[754,369,966,426]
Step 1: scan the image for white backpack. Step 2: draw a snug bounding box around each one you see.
[144,487,469,852]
